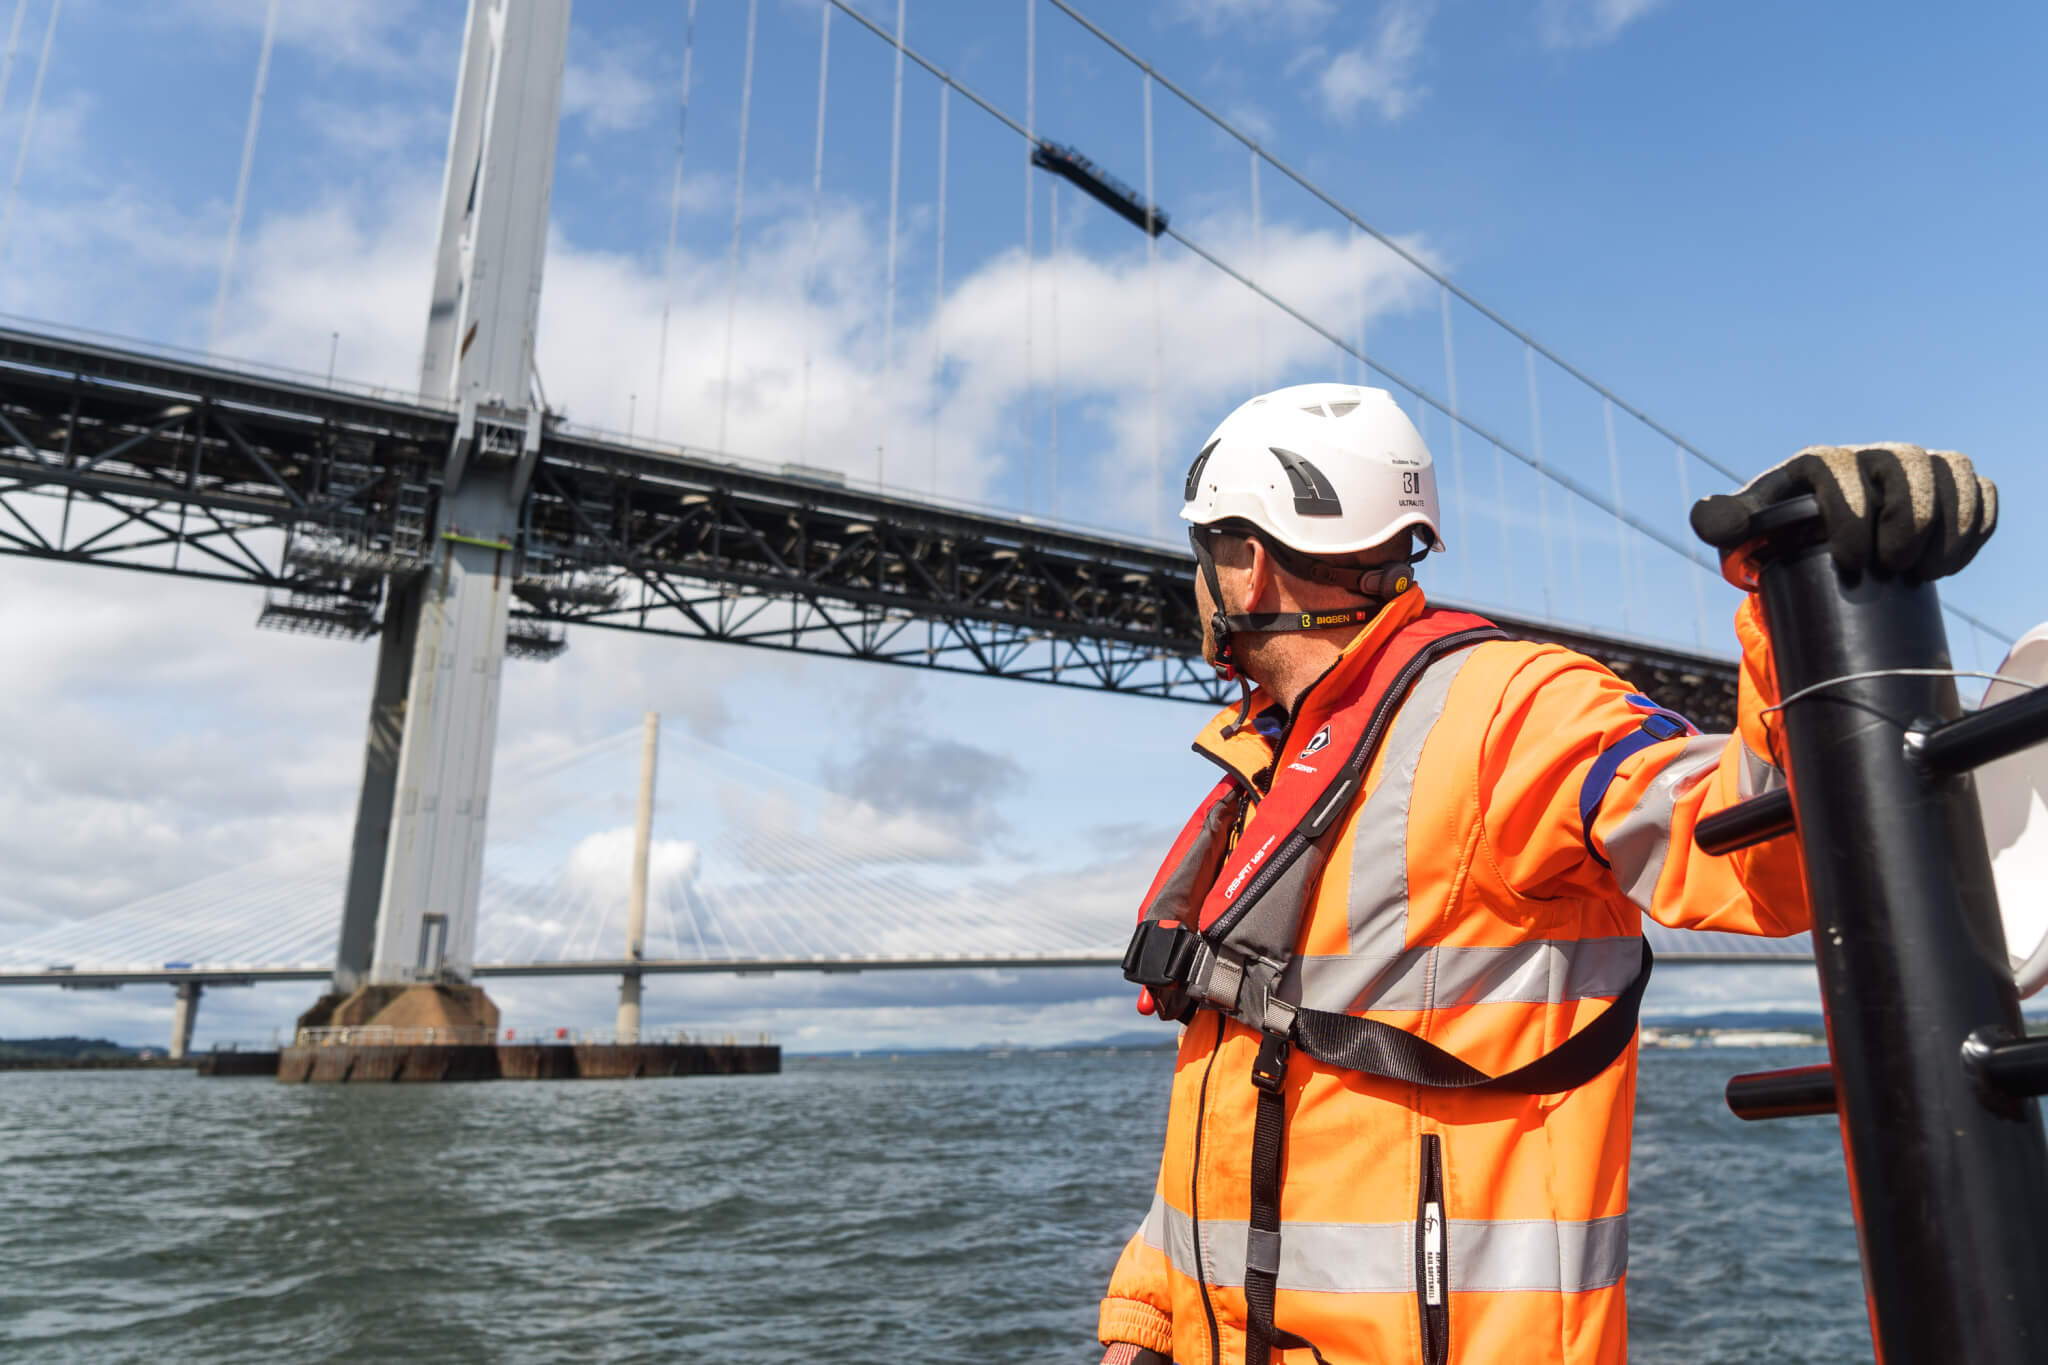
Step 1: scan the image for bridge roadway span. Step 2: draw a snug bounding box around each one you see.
[0,324,1738,726]
[0,931,1813,991]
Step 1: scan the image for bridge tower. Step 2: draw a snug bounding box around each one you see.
[315,0,570,1024]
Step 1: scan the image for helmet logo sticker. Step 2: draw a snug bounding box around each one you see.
[1302,725,1332,756]
[1267,447,1343,517]
[1184,438,1220,503]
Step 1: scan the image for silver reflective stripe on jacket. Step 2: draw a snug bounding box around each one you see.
[1738,737,1784,799]
[1603,734,1723,911]
[1138,1194,1627,1295]
[1294,935,1645,1015]
[1338,647,1482,965]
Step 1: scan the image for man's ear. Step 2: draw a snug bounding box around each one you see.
[1242,536,1275,611]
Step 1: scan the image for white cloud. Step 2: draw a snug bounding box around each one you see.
[1536,0,1667,49]
[300,97,451,163]
[563,828,700,906]
[206,180,441,390]
[723,782,984,870]
[1314,0,1433,123]
[561,37,661,134]
[0,548,372,928]
[166,0,456,79]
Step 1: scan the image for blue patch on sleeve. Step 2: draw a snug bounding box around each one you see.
[1578,698,1701,867]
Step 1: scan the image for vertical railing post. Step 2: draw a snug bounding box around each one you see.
[1729,495,2048,1364]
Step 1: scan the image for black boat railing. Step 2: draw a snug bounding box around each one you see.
[1698,493,2048,1364]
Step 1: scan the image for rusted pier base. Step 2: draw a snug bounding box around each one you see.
[278,1039,780,1083]
[196,1050,282,1077]
[278,1044,500,1083]
[572,1042,779,1079]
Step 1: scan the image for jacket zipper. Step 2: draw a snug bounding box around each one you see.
[1208,628,1501,942]
[1191,1011,1225,1365]
[1417,1133,1450,1365]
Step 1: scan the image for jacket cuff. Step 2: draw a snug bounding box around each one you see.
[1098,1296,1174,1356]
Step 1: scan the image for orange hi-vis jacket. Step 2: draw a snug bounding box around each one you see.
[1099,588,1810,1365]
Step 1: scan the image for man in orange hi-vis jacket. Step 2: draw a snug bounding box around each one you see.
[1097,386,1999,1365]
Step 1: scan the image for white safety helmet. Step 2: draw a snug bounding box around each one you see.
[1181,382,1445,557]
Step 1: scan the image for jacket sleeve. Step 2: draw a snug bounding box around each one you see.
[1476,595,1810,934]
[1098,1198,1175,1355]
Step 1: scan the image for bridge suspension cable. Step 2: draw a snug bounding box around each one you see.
[798,0,829,464]
[1021,0,1035,516]
[208,0,277,354]
[1028,0,2007,648]
[1673,441,1710,641]
[652,0,698,442]
[1143,70,1162,538]
[1524,342,1561,619]
[716,0,758,456]
[1249,148,1264,391]
[1042,0,1744,487]
[1438,286,1471,601]
[1602,398,1636,637]
[929,80,948,493]
[1048,180,1059,520]
[0,1,28,140]
[819,0,1726,584]
[0,0,57,275]
[881,0,905,488]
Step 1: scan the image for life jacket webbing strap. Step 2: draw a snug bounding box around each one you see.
[1293,938,1653,1093]
[1237,622,1502,1365]
[1202,621,1506,942]
[1228,617,1650,1361]
[1238,947,1652,1365]
[1245,1035,1329,1365]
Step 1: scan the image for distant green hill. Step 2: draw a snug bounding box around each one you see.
[0,1036,138,1061]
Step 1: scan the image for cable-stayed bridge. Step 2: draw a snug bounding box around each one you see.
[0,1,1925,1036]
[0,721,1814,993]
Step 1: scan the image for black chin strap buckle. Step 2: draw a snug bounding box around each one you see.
[1208,609,1237,676]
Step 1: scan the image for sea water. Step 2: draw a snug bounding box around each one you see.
[0,1046,1869,1362]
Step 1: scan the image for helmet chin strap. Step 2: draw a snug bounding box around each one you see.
[1189,526,1420,737]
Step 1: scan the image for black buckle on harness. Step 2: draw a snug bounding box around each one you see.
[1251,1031,1292,1095]
[1122,920,1203,1024]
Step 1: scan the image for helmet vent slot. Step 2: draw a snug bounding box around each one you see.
[1184,439,1220,503]
[1325,400,1360,417]
[1267,447,1344,518]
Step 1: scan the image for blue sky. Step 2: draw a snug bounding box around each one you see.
[1,0,2041,1049]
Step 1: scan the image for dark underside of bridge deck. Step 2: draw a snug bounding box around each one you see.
[0,325,1737,727]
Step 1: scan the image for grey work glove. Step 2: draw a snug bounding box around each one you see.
[1690,443,1997,581]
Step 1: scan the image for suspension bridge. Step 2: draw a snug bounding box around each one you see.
[0,0,1966,1048]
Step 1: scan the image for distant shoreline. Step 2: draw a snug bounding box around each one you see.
[0,1056,196,1071]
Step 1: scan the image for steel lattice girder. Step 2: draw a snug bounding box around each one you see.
[0,325,1738,722]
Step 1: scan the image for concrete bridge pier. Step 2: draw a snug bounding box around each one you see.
[615,712,659,1044]
[169,981,201,1060]
[311,0,569,1040]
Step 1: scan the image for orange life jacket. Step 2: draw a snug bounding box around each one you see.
[1099,590,1810,1365]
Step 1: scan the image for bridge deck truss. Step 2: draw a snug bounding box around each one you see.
[0,326,1738,723]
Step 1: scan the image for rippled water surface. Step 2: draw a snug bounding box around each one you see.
[1,1047,1869,1362]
